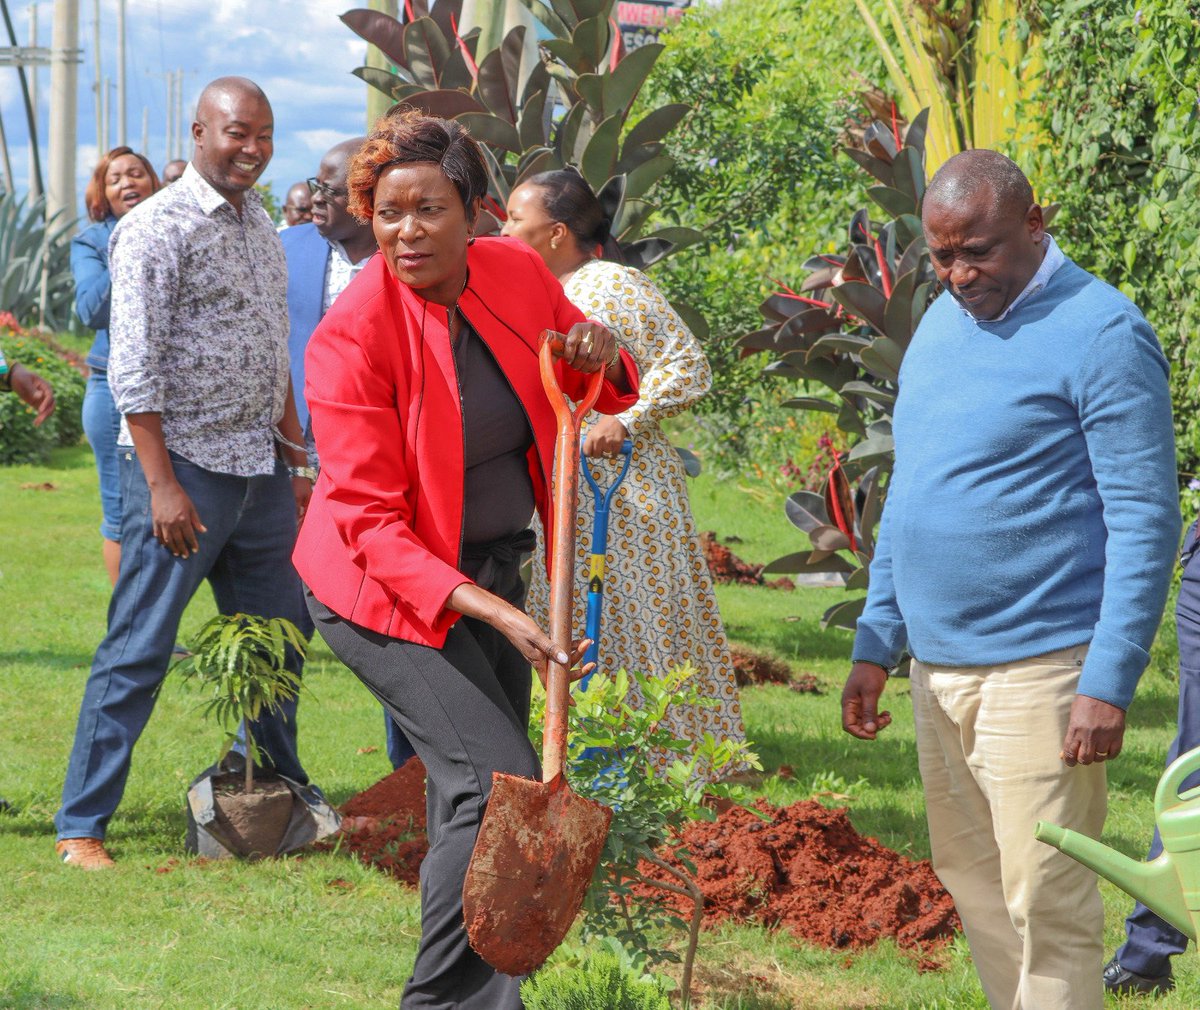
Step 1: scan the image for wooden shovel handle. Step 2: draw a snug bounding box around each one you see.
[539,334,604,782]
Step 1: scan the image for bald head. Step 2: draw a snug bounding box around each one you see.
[283,182,313,227]
[195,76,271,122]
[311,136,374,254]
[921,149,1046,320]
[924,150,1034,222]
[191,76,273,211]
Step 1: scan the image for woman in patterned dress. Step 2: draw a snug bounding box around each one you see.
[503,169,747,774]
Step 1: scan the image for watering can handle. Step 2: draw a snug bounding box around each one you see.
[1156,745,1200,815]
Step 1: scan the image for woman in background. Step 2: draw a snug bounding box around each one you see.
[71,147,159,583]
[503,168,747,775]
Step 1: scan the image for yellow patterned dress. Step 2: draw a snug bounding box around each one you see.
[527,259,747,774]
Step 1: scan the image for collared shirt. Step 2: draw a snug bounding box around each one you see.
[967,234,1065,323]
[322,239,369,314]
[108,163,290,476]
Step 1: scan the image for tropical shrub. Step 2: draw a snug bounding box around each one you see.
[340,0,702,275]
[0,195,75,330]
[0,322,87,465]
[535,665,760,1006]
[858,0,1047,173]
[634,0,883,468]
[521,946,671,1010]
[739,107,939,632]
[1030,0,1200,503]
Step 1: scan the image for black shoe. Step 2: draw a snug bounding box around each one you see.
[0,796,12,815]
[1103,956,1174,996]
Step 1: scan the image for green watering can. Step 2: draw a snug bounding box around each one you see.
[1035,745,1200,940]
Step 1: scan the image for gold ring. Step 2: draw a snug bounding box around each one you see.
[582,334,593,352]
[1096,751,1109,757]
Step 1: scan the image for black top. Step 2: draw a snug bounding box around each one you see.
[454,321,536,551]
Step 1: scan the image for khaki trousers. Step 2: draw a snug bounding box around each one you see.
[911,645,1106,1010]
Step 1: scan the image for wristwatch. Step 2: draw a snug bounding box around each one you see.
[287,465,318,481]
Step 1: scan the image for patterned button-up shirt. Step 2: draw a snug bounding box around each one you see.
[108,163,290,476]
[321,239,370,315]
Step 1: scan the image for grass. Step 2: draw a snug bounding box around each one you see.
[0,442,1196,1008]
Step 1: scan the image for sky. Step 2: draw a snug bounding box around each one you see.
[1,0,372,218]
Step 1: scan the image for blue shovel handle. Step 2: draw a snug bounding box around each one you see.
[580,439,633,683]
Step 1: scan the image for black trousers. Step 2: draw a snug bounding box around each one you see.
[307,569,536,1010]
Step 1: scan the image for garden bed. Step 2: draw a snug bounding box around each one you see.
[332,764,958,956]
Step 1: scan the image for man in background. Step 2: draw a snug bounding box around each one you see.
[280,137,414,769]
[280,180,313,229]
[161,159,186,184]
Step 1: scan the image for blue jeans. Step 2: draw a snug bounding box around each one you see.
[81,371,122,541]
[55,450,310,841]
[1116,520,1200,976]
[385,709,417,769]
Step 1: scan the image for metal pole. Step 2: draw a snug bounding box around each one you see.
[48,0,80,225]
[141,104,148,159]
[165,71,173,160]
[0,0,45,200]
[116,0,125,145]
[92,0,100,153]
[101,75,110,155]
[175,68,183,160]
[29,1,39,199]
[0,109,14,196]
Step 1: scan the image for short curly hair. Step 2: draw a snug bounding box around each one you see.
[84,147,159,222]
[347,110,490,222]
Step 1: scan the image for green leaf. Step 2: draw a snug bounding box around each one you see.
[580,115,623,188]
[867,185,917,219]
[821,596,866,631]
[458,112,522,152]
[624,104,690,151]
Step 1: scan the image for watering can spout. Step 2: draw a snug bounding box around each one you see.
[1034,821,1196,940]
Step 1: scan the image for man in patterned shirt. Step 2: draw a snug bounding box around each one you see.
[54,76,318,869]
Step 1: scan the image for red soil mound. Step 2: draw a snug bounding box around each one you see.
[328,758,429,886]
[700,531,763,585]
[634,799,959,951]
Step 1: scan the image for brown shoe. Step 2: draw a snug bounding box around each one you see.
[55,837,115,869]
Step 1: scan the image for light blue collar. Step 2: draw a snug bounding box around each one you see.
[967,234,1065,323]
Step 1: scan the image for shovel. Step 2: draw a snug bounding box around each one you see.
[462,331,615,977]
[580,437,633,687]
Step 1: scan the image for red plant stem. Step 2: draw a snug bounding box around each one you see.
[449,13,479,77]
[875,237,893,298]
[404,0,415,21]
[776,291,834,310]
[890,100,902,149]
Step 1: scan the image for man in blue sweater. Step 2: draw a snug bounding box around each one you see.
[842,150,1180,1010]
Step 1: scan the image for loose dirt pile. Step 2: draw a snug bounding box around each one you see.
[328,768,957,956]
[729,646,821,693]
[327,758,428,886]
[634,799,959,951]
[701,531,794,590]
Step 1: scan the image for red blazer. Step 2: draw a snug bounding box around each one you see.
[294,237,639,646]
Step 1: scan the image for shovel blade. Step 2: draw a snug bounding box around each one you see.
[464,771,612,976]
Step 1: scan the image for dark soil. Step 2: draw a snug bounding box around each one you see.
[701,531,793,590]
[326,758,429,886]
[209,773,293,857]
[328,766,957,957]
[632,799,960,952]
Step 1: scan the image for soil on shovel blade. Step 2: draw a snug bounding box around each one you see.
[327,758,429,886]
[632,798,959,952]
[331,765,959,958]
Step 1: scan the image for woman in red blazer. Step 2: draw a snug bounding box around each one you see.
[293,112,638,1010]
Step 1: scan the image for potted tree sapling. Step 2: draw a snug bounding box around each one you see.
[173,612,337,858]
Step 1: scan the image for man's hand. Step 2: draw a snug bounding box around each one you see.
[842,661,892,740]
[1061,694,1126,766]
[10,364,55,426]
[583,415,628,458]
[149,479,207,558]
[291,475,312,523]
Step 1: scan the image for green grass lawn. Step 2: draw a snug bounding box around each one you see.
[0,443,1195,1008]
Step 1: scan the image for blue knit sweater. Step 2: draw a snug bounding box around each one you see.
[852,259,1180,709]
